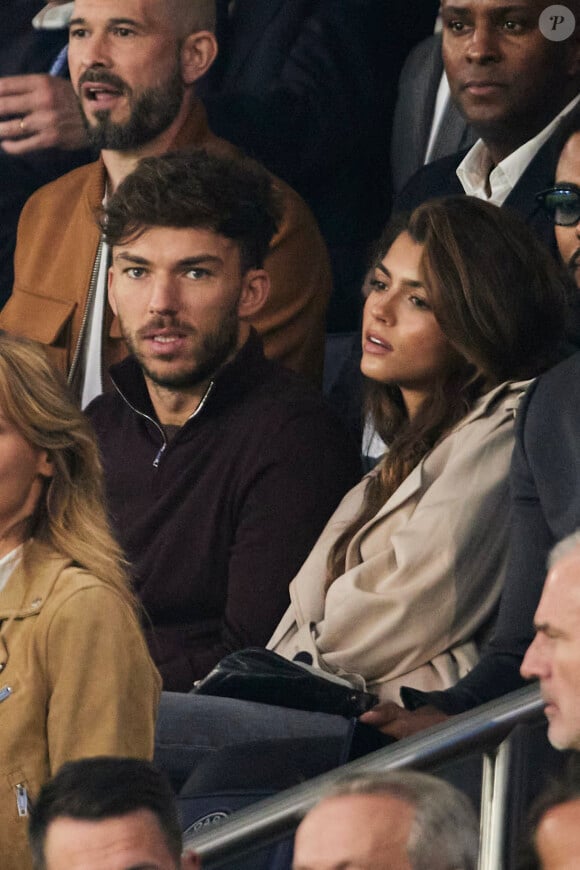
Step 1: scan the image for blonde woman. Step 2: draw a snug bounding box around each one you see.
[0,334,161,869]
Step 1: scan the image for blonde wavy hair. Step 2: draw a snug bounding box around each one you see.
[0,333,132,605]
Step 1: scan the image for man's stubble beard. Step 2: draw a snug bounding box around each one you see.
[80,65,185,152]
[121,304,242,391]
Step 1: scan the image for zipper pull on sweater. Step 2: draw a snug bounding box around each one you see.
[153,443,167,468]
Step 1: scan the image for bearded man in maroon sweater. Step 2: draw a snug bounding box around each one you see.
[86,149,361,691]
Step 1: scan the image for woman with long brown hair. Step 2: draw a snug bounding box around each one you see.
[269,195,568,699]
[0,334,161,870]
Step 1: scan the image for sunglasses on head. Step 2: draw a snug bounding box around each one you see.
[536,184,580,226]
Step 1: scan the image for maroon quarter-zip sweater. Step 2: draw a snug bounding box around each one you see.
[86,332,361,691]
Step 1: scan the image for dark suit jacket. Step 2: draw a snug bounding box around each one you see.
[202,0,438,196]
[199,0,439,330]
[391,34,476,194]
[200,0,385,227]
[394,106,580,256]
[404,351,580,714]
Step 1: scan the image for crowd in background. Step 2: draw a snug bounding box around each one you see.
[1,1,580,868]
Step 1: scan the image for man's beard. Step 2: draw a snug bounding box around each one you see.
[122,306,241,391]
[79,65,185,151]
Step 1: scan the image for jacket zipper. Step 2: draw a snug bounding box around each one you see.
[15,784,28,817]
[112,382,167,468]
[153,444,166,468]
[112,380,216,468]
[67,237,104,389]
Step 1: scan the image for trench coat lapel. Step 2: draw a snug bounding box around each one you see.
[351,460,424,551]
[350,380,528,552]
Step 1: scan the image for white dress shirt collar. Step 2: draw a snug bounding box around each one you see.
[456,94,580,205]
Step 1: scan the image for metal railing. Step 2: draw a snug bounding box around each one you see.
[183,684,544,869]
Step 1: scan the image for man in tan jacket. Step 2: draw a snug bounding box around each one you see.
[1,0,331,404]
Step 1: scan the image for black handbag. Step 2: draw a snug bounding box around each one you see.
[192,647,378,718]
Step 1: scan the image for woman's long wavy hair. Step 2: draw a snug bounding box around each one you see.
[0,333,132,606]
[327,196,570,583]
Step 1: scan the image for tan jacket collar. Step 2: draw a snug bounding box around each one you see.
[89,97,214,197]
[0,540,71,621]
[95,97,214,187]
[170,98,214,151]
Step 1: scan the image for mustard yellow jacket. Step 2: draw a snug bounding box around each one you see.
[0,540,161,869]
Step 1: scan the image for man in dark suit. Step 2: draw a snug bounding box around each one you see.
[395,0,580,255]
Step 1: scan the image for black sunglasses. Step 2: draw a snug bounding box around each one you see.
[536,184,580,226]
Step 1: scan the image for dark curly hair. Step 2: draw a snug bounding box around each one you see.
[101,149,284,273]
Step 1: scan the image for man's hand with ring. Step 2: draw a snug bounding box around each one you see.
[0,74,89,153]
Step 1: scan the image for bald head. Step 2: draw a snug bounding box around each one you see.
[167,0,216,36]
[71,0,215,38]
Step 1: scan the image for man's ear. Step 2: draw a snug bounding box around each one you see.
[237,269,270,320]
[181,31,218,84]
[107,266,119,317]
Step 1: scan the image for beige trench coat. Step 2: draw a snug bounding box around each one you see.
[270,380,531,702]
